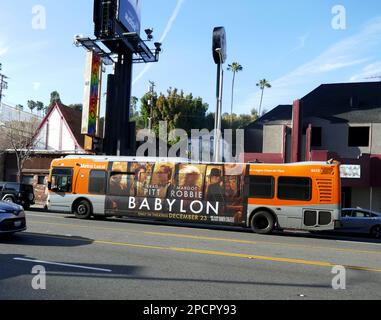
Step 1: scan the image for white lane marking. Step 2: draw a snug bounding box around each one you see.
[13,258,112,273]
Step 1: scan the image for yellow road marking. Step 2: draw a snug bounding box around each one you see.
[145,232,257,245]
[27,219,381,256]
[19,232,381,274]
[148,231,381,256]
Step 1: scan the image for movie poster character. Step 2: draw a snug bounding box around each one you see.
[176,164,206,200]
[205,166,225,203]
[150,163,175,198]
[129,163,153,197]
[224,164,246,224]
[108,162,129,211]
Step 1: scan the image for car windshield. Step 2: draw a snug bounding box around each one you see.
[5,183,20,192]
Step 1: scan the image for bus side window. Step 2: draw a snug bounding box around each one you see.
[277,177,312,201]
[249,176,275,199]
[89,170,107,195]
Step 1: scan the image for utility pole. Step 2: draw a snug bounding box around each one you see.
[212,27,227,163]
[147,80,156,130]
[0,63,9,107]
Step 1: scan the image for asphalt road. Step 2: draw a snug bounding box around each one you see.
[1,210,381,300]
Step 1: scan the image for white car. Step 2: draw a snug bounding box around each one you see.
[0,201,26,235]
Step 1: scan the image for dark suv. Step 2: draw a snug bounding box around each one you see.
[0,182,35,210]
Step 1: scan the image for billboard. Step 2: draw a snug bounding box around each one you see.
[105,162,246,225]
[82,50,102,137]
[340,165,361,179]
[117,0,141,35]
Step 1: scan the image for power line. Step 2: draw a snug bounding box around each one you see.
[365,75,381,80]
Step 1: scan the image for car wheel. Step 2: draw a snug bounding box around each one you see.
[74,200,92,220]
[250,211,275,235]
[3,196,14,203]
[370,225,381,239]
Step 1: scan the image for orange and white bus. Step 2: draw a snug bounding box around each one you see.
[47,156,342,234]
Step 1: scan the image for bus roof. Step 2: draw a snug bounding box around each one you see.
[61,155,337,167]
[63,155,190,163]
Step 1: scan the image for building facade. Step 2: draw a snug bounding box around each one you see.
[0,102,89,204]
[244,82,381,212]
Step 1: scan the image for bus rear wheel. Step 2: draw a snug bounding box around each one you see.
[74,200,92,220]
[250,211,275,235]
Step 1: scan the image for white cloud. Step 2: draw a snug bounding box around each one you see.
[33,82,41,90]
[241,16,381,113]
[0,46,9,56]
[132,0,186,86]
[349,61,381,81]
[291,33,309,53]
[0,39,9,56]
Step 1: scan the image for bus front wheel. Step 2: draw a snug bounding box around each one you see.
[250,211,275,235]
[74,200,92,220]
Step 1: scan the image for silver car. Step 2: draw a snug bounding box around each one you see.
[338,208,381,238]
[0,201,26,235]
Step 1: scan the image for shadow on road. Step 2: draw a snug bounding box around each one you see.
[0,253,331,290]
[0,254,142,282]
[63,215,381,244]
[0,232,93,247]
[27,210,381,245]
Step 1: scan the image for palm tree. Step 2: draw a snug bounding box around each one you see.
[256,79,272,116]
[27,100,36,114]
[227,62,243,124]
[36,101,44,116]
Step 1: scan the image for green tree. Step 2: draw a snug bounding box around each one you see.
[130,96,139,116]
[68,104,83,112]
[227,62,243,122]
[27,100,36,114]
[36,101,44,116]
[256,79,272,116]
[130,96,145,130]
[140,88,209,141]
[50,91,62,106]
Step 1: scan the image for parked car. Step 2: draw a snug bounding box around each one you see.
[337,208,381,238]
[0,182,35,210]
[0,201,27,235]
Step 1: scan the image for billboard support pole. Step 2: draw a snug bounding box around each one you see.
[77,0,162,156]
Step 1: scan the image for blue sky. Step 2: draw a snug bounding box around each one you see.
[1,0,381,117]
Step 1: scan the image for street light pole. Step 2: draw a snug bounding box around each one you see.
[148,80,156,130]
[214,48,224,163]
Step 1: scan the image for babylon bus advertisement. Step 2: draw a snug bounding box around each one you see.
[105,161,247,225]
